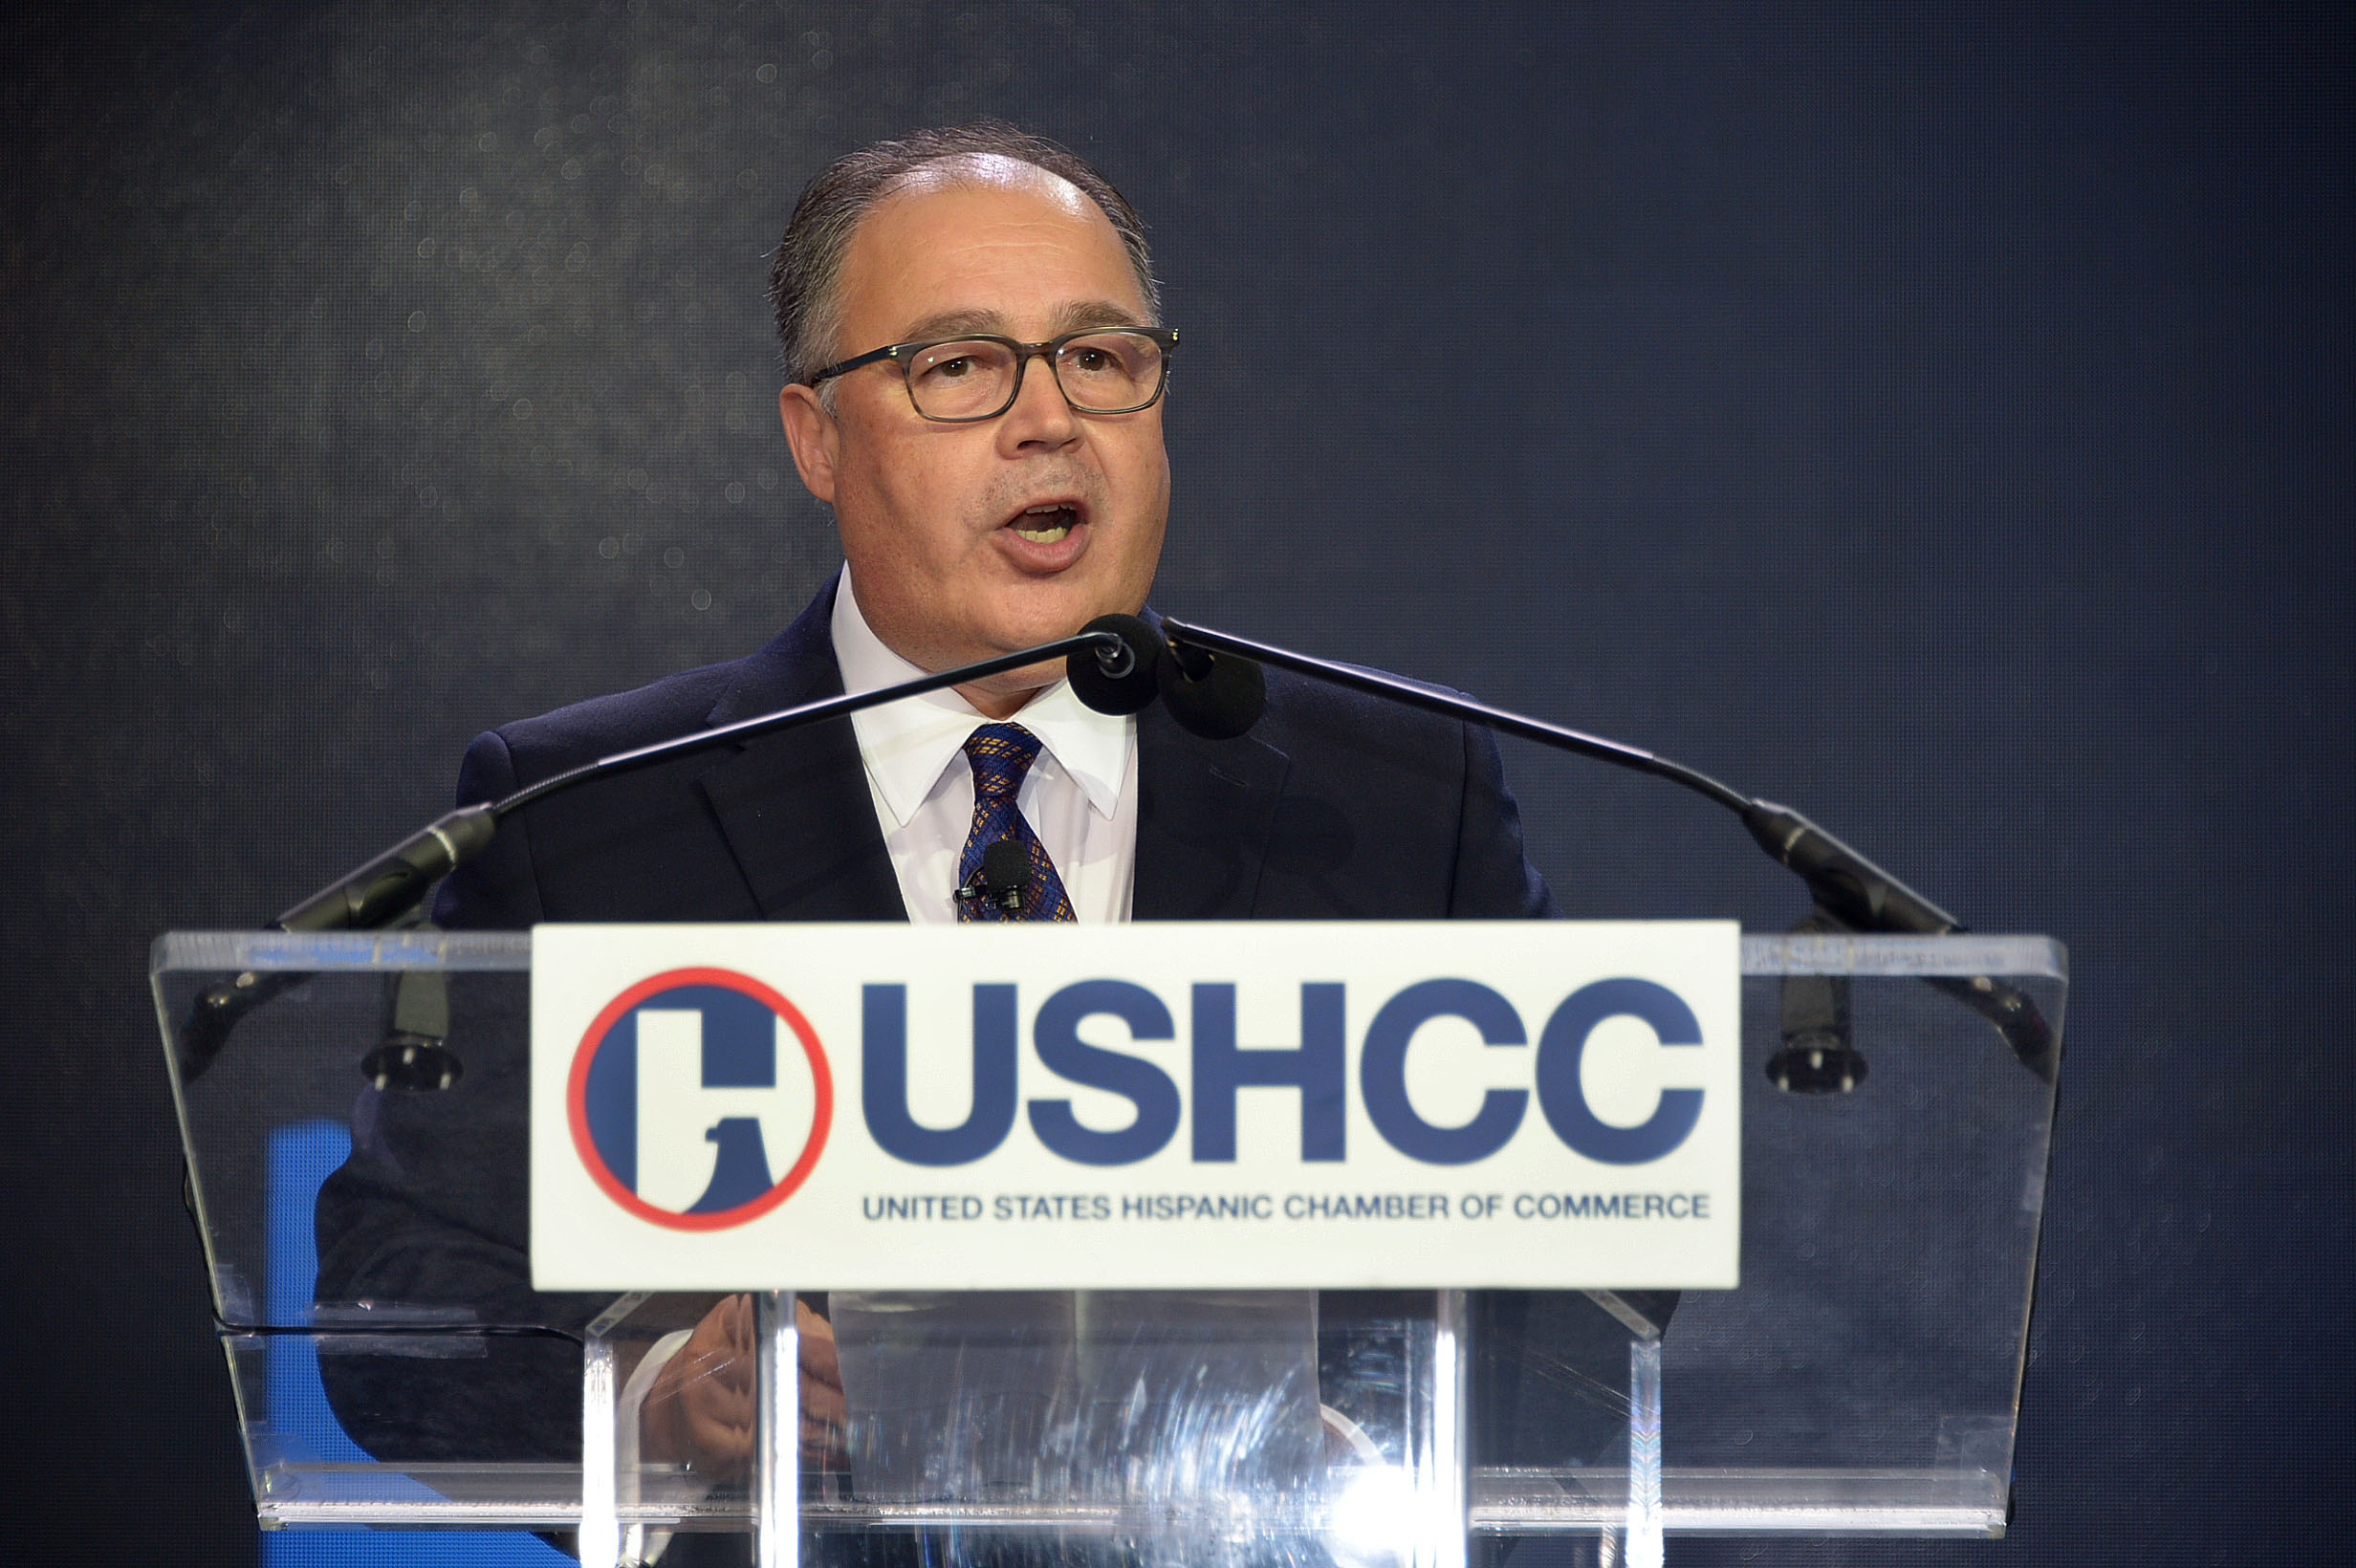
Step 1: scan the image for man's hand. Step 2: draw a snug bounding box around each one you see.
[639,1295,846,1476]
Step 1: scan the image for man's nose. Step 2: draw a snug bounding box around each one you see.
[996,351,1081,451]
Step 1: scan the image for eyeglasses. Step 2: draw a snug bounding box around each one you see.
[803,326,1178,423]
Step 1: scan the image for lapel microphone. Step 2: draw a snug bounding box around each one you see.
[955,838,1034,913]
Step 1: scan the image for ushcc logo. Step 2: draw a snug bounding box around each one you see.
[568,969,834,1230]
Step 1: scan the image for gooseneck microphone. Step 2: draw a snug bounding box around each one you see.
[273,616,1157,933]
[177,616,1162,1082]
[1153,615,2055,1080]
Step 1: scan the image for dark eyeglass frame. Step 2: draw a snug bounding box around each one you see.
[801,326,1179,423]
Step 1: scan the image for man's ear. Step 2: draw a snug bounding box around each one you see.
[778,382,840,504]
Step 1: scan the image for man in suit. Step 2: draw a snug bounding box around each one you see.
[438,121,1550,935]
[318,121,1633,1542]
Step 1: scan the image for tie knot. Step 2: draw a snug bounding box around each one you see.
[964,723,1043,802]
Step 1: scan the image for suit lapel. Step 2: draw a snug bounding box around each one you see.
[1131,701,1290,920]
[694,578,906,922]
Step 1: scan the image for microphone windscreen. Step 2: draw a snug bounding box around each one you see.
[982,838,1031,894]
[1158,642,1267,739]
[1066,613,1165,714]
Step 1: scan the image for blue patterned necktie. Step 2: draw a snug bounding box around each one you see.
[956,724,1077,922]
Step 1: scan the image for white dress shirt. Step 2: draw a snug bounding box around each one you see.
[830,569,1139,924]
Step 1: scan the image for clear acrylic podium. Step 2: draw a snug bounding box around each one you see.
[152,929,2064,1565]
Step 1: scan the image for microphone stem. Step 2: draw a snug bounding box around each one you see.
[1159,619,1752,814]
[181,625,1144,1084]
[492,631,1121,817]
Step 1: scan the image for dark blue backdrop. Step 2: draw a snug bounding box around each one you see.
[4,3,2347,1560]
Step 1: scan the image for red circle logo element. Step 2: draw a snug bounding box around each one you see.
[566,967,833,1231]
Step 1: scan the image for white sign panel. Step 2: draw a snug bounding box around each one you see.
[531,922,1739,1292]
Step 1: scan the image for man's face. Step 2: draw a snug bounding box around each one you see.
[778,160,1169,716]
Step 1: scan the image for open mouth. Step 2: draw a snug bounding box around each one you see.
[1008,501,1081,544]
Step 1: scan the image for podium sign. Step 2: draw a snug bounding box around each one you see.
[530,921,1741,1293]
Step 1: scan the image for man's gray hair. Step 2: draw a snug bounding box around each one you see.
[768,120,1160,390]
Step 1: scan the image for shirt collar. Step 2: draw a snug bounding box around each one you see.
[831,567,1131,829]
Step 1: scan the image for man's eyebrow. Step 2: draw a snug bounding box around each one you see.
[1054,299,1152,334]
[899,308,1004,341]
[897,300,1152,342]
